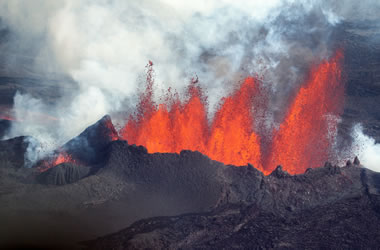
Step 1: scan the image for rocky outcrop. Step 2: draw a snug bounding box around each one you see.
[0,136,30,168]
[87,194,380,249]
[85,156,380,249]
[38,162,91,185]
[62,115,119,164]
[0,116,378,249]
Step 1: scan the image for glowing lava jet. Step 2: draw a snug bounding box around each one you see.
[120,51,344,175]
[120,69,264,171]
[267,51,344,174]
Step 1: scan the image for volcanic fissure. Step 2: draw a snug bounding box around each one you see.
[118,50,344,175]
[41,51,344,175]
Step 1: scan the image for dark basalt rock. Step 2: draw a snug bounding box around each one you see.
[62,115,119,165]
[324,161,333,168]
[0,115,380,249]
[354,156,361,165]
[86,194,380,249]
[101,141,227,212]
[99,136,373,214]
[0,136,30,168]
[324,162,342,174]
[38,162,91,185]
[270,165,289,178]
[0,119,10,139]
[83,129,380,249]
[35,115,119,170]
[33,115,118,172]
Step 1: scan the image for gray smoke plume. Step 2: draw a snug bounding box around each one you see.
[0,0,379,168]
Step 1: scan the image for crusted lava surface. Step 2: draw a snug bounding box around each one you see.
[87,194,380,249]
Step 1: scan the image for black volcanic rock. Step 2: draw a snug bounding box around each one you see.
[33,115,118,172]
[60,115,118,165]
[0,115,380,249]
[86,165,380,249]
[97,140,372,215]
[87,194,380,249]
[270,165,289,178]
[81,135,380,249]
[0,136,30,168]
[0,119,10,138]
[100,141,227,212]
[354,156,361,165]
[38,162,91,185]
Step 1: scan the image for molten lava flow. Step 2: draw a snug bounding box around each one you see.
[39,151,76,172]
[121,51,344,175]
[267,51,344,174]
[53,152,74,165]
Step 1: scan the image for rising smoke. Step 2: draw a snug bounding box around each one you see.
[350,124,380,172]
[0,0,379,169]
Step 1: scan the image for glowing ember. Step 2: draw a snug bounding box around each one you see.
[121,51,344,175]
[53,152,74,165]
[39,151,76,172]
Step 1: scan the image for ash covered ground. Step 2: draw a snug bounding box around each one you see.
[0,14,380,250]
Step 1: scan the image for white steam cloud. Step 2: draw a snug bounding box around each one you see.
[350,124,380,172]
[0,0,379,167]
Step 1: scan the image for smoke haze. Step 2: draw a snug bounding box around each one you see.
[350,124,380,172]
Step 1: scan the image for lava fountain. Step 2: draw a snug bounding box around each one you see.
[267,50,344,174]
[120,51,344,175]
[120,70,264,171]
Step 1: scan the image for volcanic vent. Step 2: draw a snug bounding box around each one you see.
[38,115,119,172]
[120,51,344,175]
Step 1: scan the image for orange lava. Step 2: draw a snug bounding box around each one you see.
[121,51,344,175]
[53,152,74,165]
[266,51,344,174]
[121,76,210,157]
[207,77,263,170]
[39,151,76,172]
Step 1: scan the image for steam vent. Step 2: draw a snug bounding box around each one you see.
[1,1,380,249]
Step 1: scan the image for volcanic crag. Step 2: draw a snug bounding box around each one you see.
[0,114,380,249]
